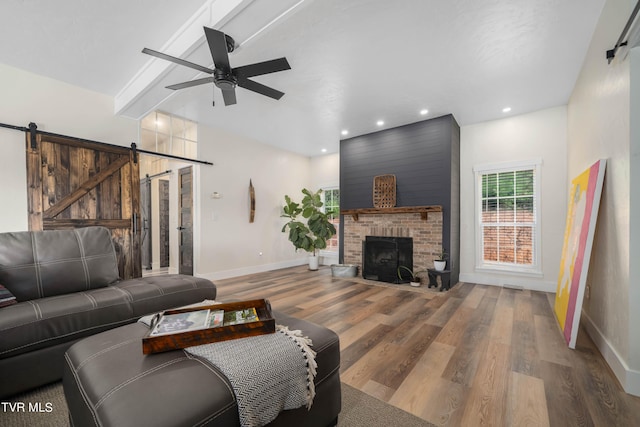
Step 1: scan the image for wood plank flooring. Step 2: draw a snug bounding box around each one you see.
[214,266,640,426]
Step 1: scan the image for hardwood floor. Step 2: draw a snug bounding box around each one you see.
[215,266,640,426]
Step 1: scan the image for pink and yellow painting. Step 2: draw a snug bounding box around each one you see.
[555,159,606,348]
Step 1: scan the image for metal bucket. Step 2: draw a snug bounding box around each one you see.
[331,264,358,277]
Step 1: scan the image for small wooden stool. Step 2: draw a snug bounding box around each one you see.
[427,269,451,291]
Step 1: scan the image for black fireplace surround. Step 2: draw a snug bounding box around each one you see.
[362,236,413,283]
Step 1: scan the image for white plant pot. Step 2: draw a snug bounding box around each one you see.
[410,281,421,287]
[308,254,319,271]
[434,260,446,271]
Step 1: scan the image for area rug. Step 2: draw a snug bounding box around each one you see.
[338,383,436,427]
[4,382,435,427]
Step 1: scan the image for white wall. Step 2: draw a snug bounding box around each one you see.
[568,0,639,395]
[310,153,339,189]
[459,106,568,292]
[630,47,640,394]
[195,125,312,280]
[0,63,138,232]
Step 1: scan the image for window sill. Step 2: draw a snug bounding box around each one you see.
[475,264,543,278]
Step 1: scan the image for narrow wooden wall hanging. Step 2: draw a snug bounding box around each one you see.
[249,179,255,223]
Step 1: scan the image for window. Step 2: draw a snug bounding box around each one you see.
[474,160,541,274]
[140,111,197,158]
[322,188,340,252]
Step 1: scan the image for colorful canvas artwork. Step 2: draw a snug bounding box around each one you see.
[555,159,606,348]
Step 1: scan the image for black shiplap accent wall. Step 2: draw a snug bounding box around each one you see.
[339,114,460,284]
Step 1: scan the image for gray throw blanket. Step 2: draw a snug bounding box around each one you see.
[139,303,316,427]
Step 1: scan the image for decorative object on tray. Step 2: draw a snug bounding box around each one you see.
[249,179,255,223]
[373,174,396,208]
[281,188,337,271]
[141,299,275,354]
[223,307,259,325]
[149,309,210,336]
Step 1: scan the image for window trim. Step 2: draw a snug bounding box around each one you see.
[473,158,543,276]
[320,186,340,255]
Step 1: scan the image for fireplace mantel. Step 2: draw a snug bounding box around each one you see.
[340,205,442,221]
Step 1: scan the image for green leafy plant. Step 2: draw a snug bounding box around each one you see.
[436,247,448,261]
[281,189,337,255]
[397,265,426,283]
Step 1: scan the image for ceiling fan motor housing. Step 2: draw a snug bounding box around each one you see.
[213,69,237,89]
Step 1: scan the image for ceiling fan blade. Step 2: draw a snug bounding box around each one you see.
[237,78,285,100]
[204,27,231,72]
[142,48,214,74]
[166,76,215,90]
[221,88,237,106]
[234,57,291,79]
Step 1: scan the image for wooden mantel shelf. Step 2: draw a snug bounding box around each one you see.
[340,206,442,221]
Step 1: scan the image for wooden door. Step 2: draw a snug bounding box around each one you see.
[140,176,152,270]
[178,166,193,275]
[26,134,141,279]
[159,179,170,268]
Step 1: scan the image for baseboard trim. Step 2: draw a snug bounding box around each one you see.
[198,258,308,281]
[581,311,640,397]
[459,272,556,292]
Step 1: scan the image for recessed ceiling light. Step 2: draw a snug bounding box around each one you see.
[321,148,327,153]
[420,109,429,115]
[341,130,349,136]
[502,107,512,113]
[376,120,384,126]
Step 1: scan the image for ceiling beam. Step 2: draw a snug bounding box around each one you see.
[114,0,305,120]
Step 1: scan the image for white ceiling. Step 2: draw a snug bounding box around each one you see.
[0,0,606,157]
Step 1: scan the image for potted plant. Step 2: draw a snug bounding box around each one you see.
[434,247,447,271]
[281,189,337,270]
[397,265,424,287]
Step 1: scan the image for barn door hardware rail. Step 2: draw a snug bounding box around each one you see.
[607,0,640,64]
[0,121,213,166]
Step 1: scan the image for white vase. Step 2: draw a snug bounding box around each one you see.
[309,254,319,271]
[434,260,446,271]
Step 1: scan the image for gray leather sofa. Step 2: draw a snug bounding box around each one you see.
[0,226,217,398]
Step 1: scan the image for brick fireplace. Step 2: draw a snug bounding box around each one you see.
[341,207,443,273]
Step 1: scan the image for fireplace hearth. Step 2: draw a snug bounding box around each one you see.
[362,236,413,283]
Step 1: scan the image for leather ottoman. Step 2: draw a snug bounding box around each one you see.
[63,311,341,427]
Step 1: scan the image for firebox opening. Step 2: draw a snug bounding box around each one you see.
[362,236,413,284]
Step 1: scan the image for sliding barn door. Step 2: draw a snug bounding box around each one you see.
[140,176,152,270]
[25,134,142,279]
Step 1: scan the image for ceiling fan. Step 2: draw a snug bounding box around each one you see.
[142,26,291,106]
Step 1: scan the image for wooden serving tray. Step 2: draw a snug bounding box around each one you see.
[142,299,275,354]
